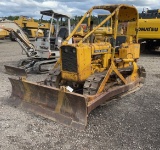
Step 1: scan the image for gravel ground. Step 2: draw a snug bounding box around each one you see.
[0,39,160,150]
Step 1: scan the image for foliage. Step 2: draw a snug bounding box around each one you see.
[5,16,19,20]
[3,15,100,26]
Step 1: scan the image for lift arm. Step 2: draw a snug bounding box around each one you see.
[0,21,36,57]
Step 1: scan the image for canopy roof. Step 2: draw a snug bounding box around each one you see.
[40,10,70,18]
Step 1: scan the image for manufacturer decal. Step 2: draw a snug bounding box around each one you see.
[94,49,108,53]
[139,27,158,32]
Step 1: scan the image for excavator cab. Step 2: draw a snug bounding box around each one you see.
[35,10,71,59]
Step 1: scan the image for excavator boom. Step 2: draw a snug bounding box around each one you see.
[0,21,35,56]
[0,21,36,76]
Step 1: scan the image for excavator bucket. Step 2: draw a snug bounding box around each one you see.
[5,65,27,77]
[9,78,87,130]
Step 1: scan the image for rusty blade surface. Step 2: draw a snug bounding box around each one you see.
[9,78,87,130]
[5,65,27,77]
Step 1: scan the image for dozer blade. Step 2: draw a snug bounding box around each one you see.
[8,70,145,130]
[9,78,87,130]
[5,65,27,77]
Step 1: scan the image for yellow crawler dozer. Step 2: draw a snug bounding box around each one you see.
[9,4,146,130]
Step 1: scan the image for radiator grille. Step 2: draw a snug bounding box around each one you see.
[61,46,77,72]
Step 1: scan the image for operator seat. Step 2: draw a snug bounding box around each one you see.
[57,27,69,40]
[50,27,69,51]
[116,36,126,46]
[110,36,126,53]
[115,36,126,53]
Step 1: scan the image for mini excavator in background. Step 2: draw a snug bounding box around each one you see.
[8,4,146,130]
[0,10,71,76]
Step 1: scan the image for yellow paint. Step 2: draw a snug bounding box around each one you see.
[0,29,9,38]
[55,86,73,115]
[126,62,139,82]
[97,62,127,94]
[22,82,32,102]
[119,43,140,59]
[60,4,140,94]
[14,16,54,38]
[55,86,66,113]
[61,43,113,82]
[127,18,160,39]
